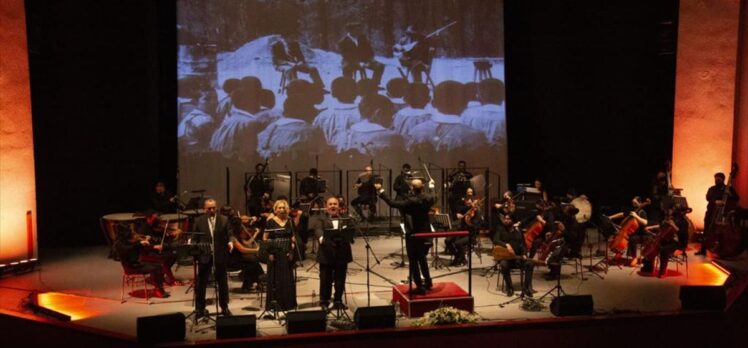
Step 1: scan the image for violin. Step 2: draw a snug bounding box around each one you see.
[464,197,483,226]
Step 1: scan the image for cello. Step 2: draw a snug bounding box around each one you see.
[608,198,651,254]
[642,220,679,261]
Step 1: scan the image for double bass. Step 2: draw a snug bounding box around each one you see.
[705,164,743,258]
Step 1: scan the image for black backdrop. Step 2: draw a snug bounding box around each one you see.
[25,0,677,247]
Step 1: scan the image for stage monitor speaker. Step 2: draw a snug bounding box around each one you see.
[286,310,327,334]
[217,314,257,339]
[680,285,726,311]
[550,295,594,317]
[136,312,185,344]
[354,305,396,330]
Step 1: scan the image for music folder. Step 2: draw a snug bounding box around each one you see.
[323,218,354,243]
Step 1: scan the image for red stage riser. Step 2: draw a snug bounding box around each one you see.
[392,282,474,317]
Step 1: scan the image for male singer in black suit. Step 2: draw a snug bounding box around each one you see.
[338,22,384,86]
[376,178,435,294]
[193,198,233,318]
[309,196,354,309]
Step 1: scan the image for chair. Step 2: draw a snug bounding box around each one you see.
[473,60,493,82]
[655,248,688,278]
[496,262,524,293]
[278,69,298,95]
[398,47,436,89]
[121,263,153,304]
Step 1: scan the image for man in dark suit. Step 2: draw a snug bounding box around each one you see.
[376,178,435,294]
[192,198,233,318]
[338,22,384,86]
[271,34,325,89]
[309,196,354,309]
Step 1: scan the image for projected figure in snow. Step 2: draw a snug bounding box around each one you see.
[393,25,433,84]
[210,78,264,159]
[178,88,217,153]
[338,22,384,87]
[312,77,361,152]
[407,81,488,152]
[342,94,403,157]
[461,78,506,146]
[385,77,409,112]
[271,33,325,90]
[392,82,432,136]
[216,78,240,125]
[256,79,328,159]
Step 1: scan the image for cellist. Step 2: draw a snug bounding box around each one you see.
[607,196,651,265]
[641,204,689,278]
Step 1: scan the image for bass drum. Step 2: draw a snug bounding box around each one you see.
[570,196,592,223]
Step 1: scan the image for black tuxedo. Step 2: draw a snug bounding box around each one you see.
[379,191,435,289]
[308,213,354,304]
[193,214,232,311]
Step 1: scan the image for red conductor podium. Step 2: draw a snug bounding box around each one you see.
[391,231,475,317]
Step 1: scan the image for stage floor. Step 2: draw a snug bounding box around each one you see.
[0,229,741,342]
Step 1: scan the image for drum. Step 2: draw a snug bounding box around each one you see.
[182,209,205,217]
[159,213,189,234]
[570,196,592,223]
[100,213,143,244]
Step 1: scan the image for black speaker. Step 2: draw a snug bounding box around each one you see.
[136,312,185,344]
[354,306,396,330]
[286,310,327,334]
[217,315,256,339]
[680,285,726,311]
[550,295,594,317]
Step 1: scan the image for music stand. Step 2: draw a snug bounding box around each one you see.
[429,213,452,270]
[390,223,408,269]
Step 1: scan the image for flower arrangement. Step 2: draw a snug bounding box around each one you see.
[413,306,479,326]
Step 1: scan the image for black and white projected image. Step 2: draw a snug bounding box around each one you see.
[177,0,506,209]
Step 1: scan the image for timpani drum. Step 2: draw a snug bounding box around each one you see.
[159,213,189,233]
[100,213,143,244]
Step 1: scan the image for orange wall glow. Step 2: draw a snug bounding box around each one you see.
[673,0,740,230]
[0,0,37,264]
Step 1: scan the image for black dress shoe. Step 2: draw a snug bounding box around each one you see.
[332,301,347,310]
[195,308,209,319]
[411,287,427,295]
[505,287,514,297]
[424,280,433,290]
[220,308,233,316]
[523,289,534,298]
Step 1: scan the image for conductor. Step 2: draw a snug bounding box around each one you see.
[375,178,435,294]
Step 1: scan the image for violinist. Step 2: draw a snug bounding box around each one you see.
[446,188,482,266]
[608,196,651,265]
[641,204,689,278]
[114,223,170,298]
[696,172,740,256]
[393,163,413,200]
[352,165,380,222]
[222,206,265,292]
[447,161,473,218]
[135,210,181,286]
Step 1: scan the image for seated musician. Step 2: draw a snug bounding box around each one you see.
[520,199,554,258]
[271,33,325,90]
[641,204,690,278]
[135,210,181,286]
[608,196,651,265]
[309,196,355,310]
[221,206,265,292]
[494,214,535,297]
[393,25,432,83]
[114,223,170,298]
[446,188,482,266]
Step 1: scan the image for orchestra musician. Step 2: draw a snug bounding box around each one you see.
[245,162,274,217]
[352,165,381,222]
[115,223,170,298]
[446,188,483,266]
[135,210,181,286]
[494,214,535,297]
[393,163,413,201]
[263,199,298,311]
[192,198,233,318]
[447,160,473,218]
[221,206,265,292]
[298,168,324,209]
[376,178,436,295]
[309,196,354,310]
[641,204,690,278]
[150,181,177,213]
[608,196,651,265]
[696,172,740,256]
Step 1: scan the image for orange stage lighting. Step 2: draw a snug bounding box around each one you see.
[0,0,38,266]
[34,292,100,321]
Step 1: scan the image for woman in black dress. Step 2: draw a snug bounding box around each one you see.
[263,199,298,311]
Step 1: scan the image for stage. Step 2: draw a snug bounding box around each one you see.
[0,228,742,344]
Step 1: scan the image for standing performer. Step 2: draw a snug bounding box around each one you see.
[352,165,381,222]
[309,196,354,310]
[338,22,384,86]
[696,172,740,256]
[375,179,435,295]
[447,160,473,218]
[192,199,233,318]
[245,162,273,217]
[263,200,298,311]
